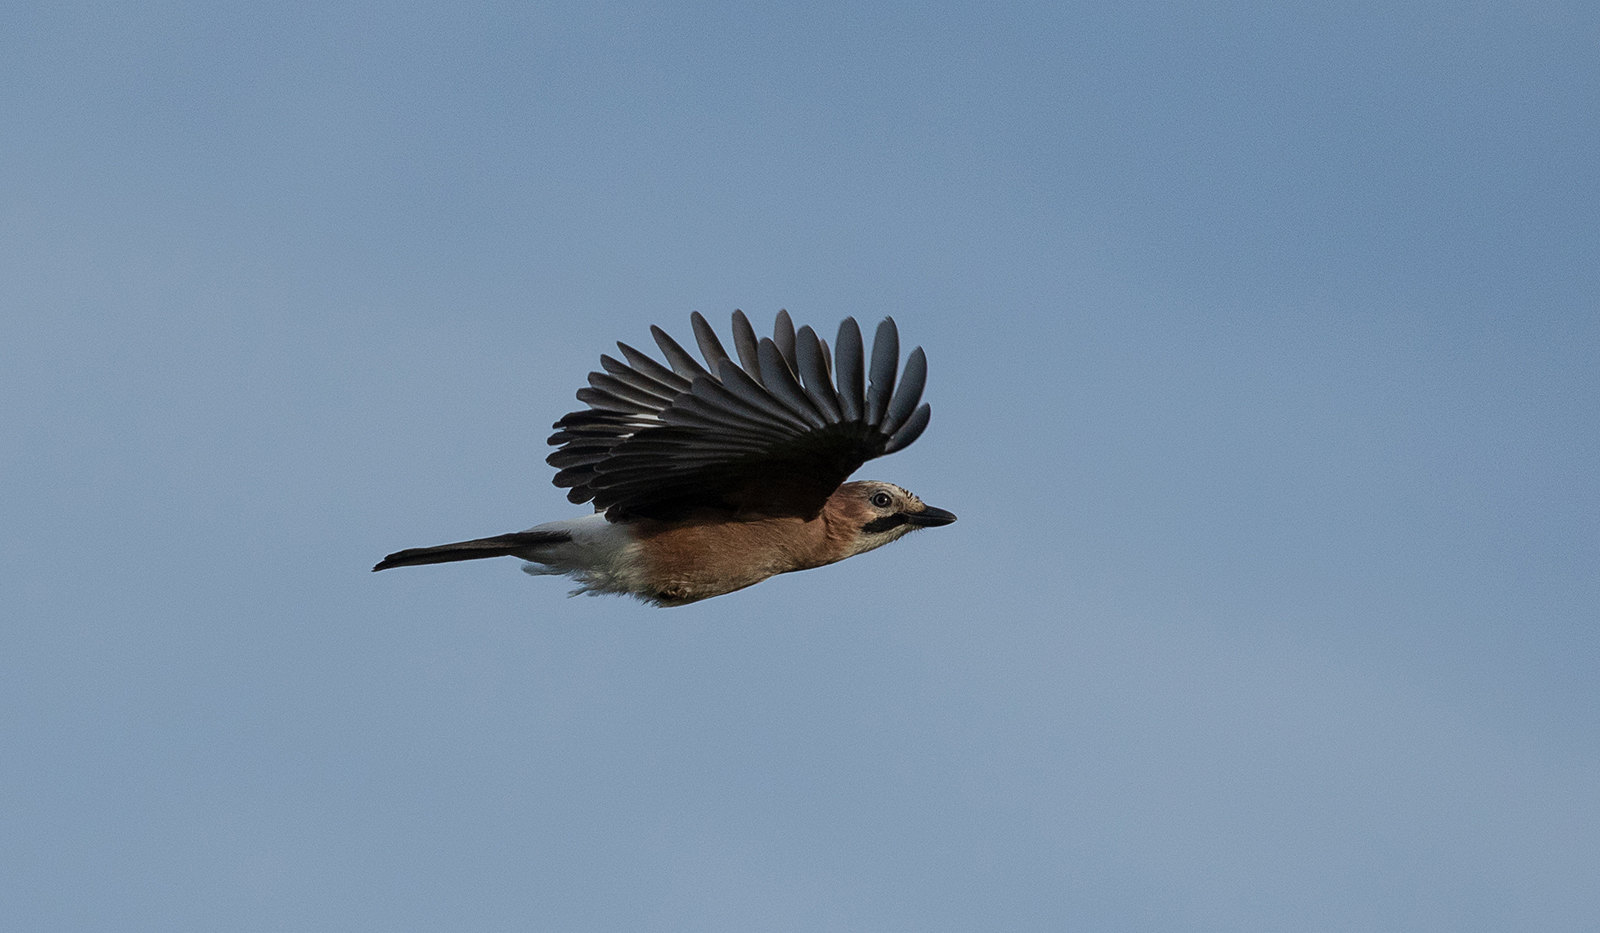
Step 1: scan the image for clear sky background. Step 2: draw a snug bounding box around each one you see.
[3,1,1597,930]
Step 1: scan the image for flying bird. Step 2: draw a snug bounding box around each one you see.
[374,310,955,605]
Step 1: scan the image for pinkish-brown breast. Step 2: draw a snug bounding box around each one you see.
[629,513,854,603]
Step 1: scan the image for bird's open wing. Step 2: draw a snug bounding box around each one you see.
[548,311,932,520]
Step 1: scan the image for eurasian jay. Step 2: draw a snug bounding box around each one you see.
[374,311,955,605]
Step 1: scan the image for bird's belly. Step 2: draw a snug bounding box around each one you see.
[634,517,824,604]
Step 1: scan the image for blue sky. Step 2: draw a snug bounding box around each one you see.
[3,1,1597,929]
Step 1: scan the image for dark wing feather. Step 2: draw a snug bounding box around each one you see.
[651,325,712,380]
[598,354,679,401]
[756,339,826,428]
[834,318,865,422]
[772,310,798,373]
[707,360,815,433]
[730,310,764,384]
[881,346,927,437]
[548,312,936,520]
[883,402,931,455]
[865,317,898,426]
[794,326,842,422]
[690,312,733,368]
[616,342,691,393]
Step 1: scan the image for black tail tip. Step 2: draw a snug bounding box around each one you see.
[372,552,410,572]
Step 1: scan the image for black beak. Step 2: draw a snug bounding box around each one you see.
[905,505,957,527]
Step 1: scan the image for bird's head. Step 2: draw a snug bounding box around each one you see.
[826,480,956,559]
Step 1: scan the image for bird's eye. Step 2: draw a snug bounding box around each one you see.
[870,492,894,509]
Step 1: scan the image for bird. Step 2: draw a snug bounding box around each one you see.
[373,310,955,606]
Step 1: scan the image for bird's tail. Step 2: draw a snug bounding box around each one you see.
[372,529,573,571]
